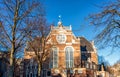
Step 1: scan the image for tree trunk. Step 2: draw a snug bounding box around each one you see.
[9,50,14,77]
[9,35,15,77]
[38,63,42,77]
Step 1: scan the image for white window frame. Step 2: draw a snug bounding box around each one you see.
[52,47,59,68]
[90,63,93,69]
[86,63,89,68]
[65,46,74,68]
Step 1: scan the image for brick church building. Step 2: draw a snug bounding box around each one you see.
[22,20,109,77]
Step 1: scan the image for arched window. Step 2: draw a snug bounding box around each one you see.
[50,47,58,68]
[65,46,74,68]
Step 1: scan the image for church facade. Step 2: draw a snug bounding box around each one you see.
[23,21,108,77]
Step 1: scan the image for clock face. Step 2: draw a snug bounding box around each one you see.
[56,34,66,43]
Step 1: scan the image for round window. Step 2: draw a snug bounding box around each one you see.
[56,34,66,43]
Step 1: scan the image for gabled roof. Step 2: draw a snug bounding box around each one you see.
[80,37,94,51]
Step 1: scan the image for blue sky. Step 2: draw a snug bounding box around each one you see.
[44,0,106,39]
[44,0,119,65]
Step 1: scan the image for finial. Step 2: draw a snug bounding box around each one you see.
[70,24,72,30]
[58,15,62,25]
[58,15,61,22]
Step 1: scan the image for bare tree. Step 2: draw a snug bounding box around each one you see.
[25,16,52,77]
[88,0,120,50]
[0,0,44,77]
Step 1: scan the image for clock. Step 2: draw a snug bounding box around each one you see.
[56,34,66,43]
